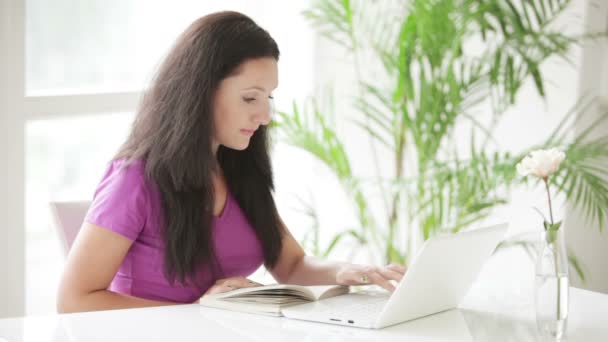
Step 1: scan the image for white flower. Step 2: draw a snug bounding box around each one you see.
[516,148,566,179]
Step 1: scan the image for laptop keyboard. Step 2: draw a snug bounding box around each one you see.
[317,293,389,320]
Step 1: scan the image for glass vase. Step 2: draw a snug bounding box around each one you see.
[535,227,569,340]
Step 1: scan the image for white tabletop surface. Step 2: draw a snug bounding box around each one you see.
[1,248,608,342]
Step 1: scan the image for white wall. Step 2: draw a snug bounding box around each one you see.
[566,0,608,294]
[0,0,26,318]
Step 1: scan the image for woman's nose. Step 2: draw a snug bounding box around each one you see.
[253,100,273,125]
[253,110,271,125]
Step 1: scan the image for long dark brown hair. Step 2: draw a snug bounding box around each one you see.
[115,11,283,285]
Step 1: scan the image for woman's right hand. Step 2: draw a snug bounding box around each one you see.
[202,276,262,297]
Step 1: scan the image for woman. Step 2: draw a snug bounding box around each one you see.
[57,11,405,313]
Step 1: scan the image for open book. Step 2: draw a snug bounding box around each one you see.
[199,284,350,316]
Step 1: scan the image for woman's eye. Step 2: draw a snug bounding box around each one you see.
[243,97,256,103]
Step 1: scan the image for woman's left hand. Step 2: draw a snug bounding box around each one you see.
[335,263,407,292]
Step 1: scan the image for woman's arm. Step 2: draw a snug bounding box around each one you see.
[269,218,406,291]
[57,223,177,313]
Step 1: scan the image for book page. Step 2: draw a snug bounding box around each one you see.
[208,284,348,302]
[199,284,350,316]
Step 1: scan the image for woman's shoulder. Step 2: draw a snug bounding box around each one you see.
[95,158,150,195]
[106,158,146,180]
[86,158,153,240]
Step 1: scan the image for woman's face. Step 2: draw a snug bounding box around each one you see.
[213,57,278,151]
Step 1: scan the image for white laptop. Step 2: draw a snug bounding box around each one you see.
[282,223,508,329]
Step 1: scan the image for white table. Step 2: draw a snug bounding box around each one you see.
[1,249,608,341]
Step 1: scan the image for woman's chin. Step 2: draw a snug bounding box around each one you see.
[224,141,250,151]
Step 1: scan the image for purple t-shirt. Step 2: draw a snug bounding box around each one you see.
[84,159,264,303]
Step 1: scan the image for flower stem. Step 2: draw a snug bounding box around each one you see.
[544,178,554,225]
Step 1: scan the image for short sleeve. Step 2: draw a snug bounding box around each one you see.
[84,159,149,241]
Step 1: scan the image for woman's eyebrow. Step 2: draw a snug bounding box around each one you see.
[241,86,267,92]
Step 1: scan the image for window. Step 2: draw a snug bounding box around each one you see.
[25,0,267,95]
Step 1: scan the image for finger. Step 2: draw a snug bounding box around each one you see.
[215,278,232,285]
[377,267,404,282]
[337,266,369,286]
[216,277,243,286]
[204,283,236,296]
[240,278,262,288]
[368,270,396,292]
[355,266,376,285]
[386,264,407,275]
[224,277,260,289]
[248,280,263,286]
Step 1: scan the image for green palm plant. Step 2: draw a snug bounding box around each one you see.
[273,0,608,278]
